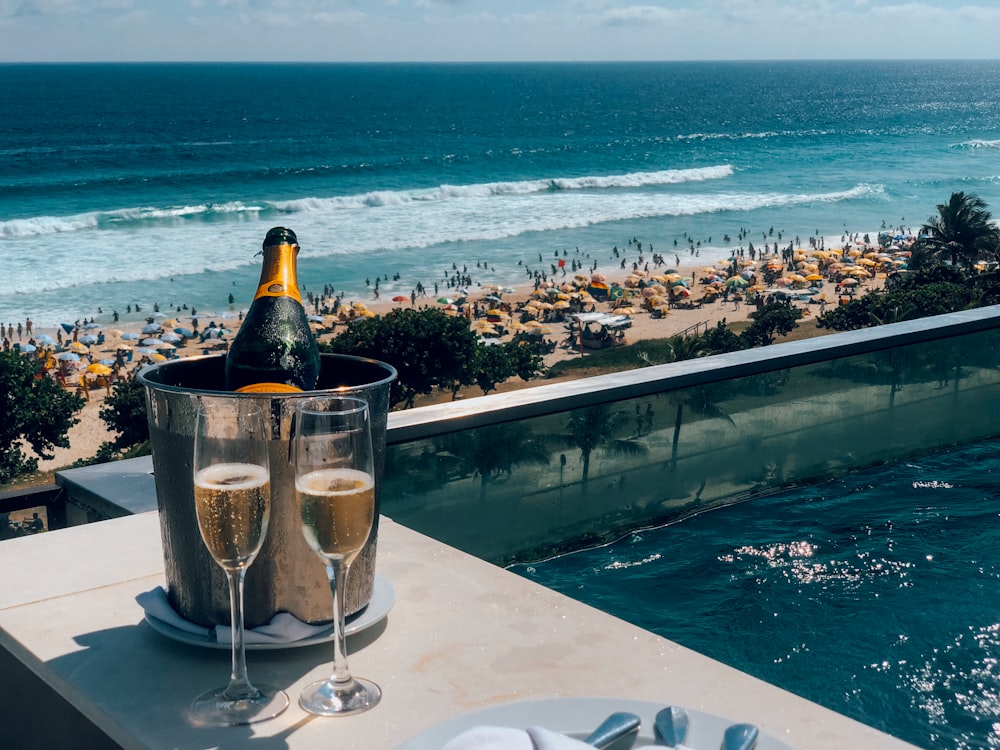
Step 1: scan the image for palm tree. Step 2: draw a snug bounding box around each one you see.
[435,422,549,502]
[668,385,735,475]
[559,404,647,496]
[914,192,999,269]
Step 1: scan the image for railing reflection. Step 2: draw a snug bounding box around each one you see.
[382,307,1000,565]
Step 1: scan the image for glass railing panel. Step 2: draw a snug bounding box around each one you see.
[382,322,1000,565]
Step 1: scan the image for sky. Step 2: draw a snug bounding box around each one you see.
[1,0,998,63]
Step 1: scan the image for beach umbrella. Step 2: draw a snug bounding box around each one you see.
[726,277,748,288]
[87,363,112,376]
[173,327,194,338]
[805,274,824,282]
[437,297,454,305]
[99,358,115,366]
[121,332,141,340]
[78,334,99,345]
[161,332,182,343]
[151,353,167,362]
[83,322,101,330]
[142,337,163,346]
[60,323,74,333]
[57,352,80,361]
[69,341,89,353]
[19,343,37,353]
[307,315,325,322]
[35,334,55,345]
[392,295,407,303]
[141,323,162,334]
[156,342,176,350]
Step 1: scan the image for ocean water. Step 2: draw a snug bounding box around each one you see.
[512,439,1000,750]
[2,60,1000,329]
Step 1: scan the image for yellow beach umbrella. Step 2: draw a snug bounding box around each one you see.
[86,363,112,376]
[69,341,89,353]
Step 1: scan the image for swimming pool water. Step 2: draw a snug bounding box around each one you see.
[511,438,1000,749]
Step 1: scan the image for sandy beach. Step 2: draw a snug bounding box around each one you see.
[19,238,895,477]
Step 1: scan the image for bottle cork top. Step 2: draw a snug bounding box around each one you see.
[264,226,298,248]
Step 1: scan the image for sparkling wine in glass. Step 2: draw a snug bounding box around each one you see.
[292,396,381,716]
[190,398,289,726]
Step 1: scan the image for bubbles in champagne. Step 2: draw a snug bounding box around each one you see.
[296,468,375,560]
[194,462,271,569]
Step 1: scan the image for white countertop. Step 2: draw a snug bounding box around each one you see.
[0,512,917,749]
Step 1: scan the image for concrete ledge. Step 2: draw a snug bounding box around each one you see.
[55,455,156,521]
[0,512,917,749]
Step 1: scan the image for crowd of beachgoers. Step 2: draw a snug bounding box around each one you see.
[5,228,914,473]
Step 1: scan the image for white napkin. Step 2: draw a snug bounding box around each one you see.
[441,725,595,750]
[136,586,332,645]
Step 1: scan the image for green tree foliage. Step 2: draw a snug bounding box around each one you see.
[911,191,1000,269]
[738,297,801,347]
[92,373,151,462]
[817,266,976,332]
[322,308,480,408]
[473,340,545,396]
[696,322,743,356]
[0,351,84,484]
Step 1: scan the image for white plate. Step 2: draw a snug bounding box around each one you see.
[398,697,793,749]
[144,574,394,650]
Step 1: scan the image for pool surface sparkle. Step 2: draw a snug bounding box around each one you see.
[514,438,1000,750]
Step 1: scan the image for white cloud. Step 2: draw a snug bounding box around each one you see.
[0,0,998,61]
[601,5,688,26]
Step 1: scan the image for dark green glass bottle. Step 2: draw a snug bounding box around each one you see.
[224,227,320,393]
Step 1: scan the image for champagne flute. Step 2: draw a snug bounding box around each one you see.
[292,396,381,716]
[190,398,289,726]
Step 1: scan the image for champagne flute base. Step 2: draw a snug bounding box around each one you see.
[299,676,381,716]
[190,683,289,727]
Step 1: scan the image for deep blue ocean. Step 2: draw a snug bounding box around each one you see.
[2,60,1000,329]
[513,439,1000,750]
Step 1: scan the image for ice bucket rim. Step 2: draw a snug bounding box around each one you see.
[137,352,397,397]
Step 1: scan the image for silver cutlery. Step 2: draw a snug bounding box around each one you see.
[721,722,759,750]
[582,711,642,749]
[653,706,690,746]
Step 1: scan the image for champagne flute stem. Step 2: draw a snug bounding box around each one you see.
[224,566,256,700]
[327,559,354,685]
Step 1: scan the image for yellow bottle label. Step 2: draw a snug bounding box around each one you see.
[234,382,304,394]
[253,242,302,304]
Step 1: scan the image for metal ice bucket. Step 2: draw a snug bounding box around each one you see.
[139,353,396,628]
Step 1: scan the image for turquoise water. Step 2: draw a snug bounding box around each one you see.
[2,61,1000,328]
[512,439,1000,749]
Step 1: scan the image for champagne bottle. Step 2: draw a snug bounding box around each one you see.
[225,227,320,393]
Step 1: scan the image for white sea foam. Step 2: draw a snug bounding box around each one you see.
[0,167,735,240]
[0,180,883,301]
[954,139,1000,149]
